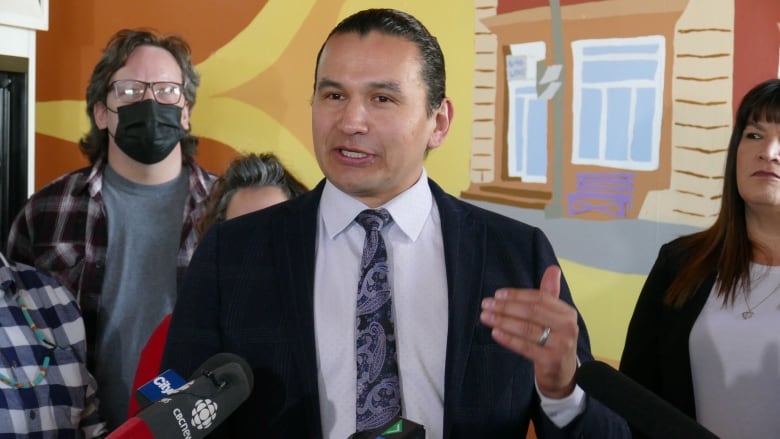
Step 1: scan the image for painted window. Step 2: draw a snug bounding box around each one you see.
[571,36,665,171]
[506,42,548,183]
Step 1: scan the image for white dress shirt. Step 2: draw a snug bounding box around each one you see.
[315,170,448,438]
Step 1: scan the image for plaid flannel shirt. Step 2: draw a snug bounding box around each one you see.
[0,256,107,438]
[6,158,216,370]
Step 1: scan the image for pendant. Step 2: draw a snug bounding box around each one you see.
[742,311,754,319]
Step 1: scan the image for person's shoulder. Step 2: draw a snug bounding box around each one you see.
[6,261,79,306]
[216,187,320,239]
[186,160,219,202]
[656,233,701,264]
[17,166,95,222]
[27,165,94,200]
[188,159,218,182]
[662,235,689,250]
[430,181,539,233]
[233,188,318,224]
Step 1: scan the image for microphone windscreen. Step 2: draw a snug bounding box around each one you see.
[576,360,717,439]
[127,354,255,439]
[189,352,255,390]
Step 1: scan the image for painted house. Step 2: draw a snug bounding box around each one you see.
[464,0,780,227]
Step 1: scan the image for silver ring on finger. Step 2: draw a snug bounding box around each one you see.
[537,326,551,346]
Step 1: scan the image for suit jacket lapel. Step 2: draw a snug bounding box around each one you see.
[430,181,486,438]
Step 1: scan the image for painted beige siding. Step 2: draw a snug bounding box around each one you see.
[471,0,498,183]
[639,0,734,226]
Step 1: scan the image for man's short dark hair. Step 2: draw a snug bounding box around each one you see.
[313,8,446,117]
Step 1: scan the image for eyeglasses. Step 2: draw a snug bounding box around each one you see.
[109,79,184,105]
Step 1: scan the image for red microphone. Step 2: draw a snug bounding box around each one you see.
[107,417,154,438]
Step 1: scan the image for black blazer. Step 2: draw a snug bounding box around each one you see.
[162,179,628,438]
[620,239,715,419]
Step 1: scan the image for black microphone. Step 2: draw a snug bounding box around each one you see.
[348,416,426,439]
[108,352,254,438]
[135,352,255,411]
[576,360,718,439]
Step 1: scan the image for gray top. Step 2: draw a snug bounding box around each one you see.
[95,164,189,429]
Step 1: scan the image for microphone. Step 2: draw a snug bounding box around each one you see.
[134,352,255,410]
[135,368,188,409]
[576,360,717,439]
[108,352,254,438]
[348,416,426,439]
[106,417,154,439]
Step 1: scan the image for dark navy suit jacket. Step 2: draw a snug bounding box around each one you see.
[162,179,628,438]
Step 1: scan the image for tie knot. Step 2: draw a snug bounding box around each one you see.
[355,208,392,232]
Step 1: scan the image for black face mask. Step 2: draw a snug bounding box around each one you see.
[111,100,186,165]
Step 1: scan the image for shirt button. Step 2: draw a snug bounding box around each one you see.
[29,410,36,419]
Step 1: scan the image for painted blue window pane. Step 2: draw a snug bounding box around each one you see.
[605,88,631,161]
[631,88,655,162]
[582,60,658,82]
[579,88,601,159]
[513,93,527,173]
[527,98,547,177]
[583,44,659,56]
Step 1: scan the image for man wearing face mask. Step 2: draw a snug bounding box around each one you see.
[6,29,216,429]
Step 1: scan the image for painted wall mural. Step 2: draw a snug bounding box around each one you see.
[33,0,780,364]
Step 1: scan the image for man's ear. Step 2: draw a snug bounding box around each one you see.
[94,101,108,130]
[181,103,191,131]
[427,97,454,150]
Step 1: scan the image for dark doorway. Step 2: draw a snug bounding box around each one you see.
[0,69,28,248]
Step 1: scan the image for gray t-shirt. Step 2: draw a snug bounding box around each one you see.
[95,164,189,429]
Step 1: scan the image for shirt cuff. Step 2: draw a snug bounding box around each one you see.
[535,380,587,428]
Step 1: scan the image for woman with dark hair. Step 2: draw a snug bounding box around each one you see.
[196,152,308,237]
[620,78,780,438]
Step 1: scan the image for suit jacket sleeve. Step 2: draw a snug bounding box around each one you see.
[161,224,223,377]
[435,190,629,438]
[527,229,630,439]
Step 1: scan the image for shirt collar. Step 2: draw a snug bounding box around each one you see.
[320,168,433,242]
[187,160,216,203]
[85,158,106,198]
[85,158,214,201]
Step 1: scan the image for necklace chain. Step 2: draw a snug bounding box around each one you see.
[0,294,51,388]
[742,281,780,319]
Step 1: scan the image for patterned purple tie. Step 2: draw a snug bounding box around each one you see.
[355,209,402,432]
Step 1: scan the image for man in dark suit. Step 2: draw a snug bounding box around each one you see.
[162,8,629,438]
